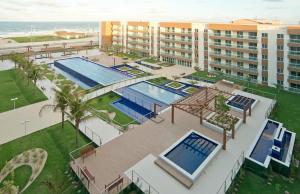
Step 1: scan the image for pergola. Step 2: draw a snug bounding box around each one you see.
[40,47,63,58]
[70,45,92,54]
[171,87,253,149]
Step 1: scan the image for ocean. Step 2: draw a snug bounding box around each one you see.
[0,22,99,37]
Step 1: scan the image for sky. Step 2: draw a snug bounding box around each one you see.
[0,0,299,24]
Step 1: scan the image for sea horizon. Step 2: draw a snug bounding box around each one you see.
[0,21,99,37]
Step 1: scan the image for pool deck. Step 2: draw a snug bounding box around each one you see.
[71,89,275,194]
[71,106,223,193]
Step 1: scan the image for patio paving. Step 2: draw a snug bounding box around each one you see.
[71,106,224,193]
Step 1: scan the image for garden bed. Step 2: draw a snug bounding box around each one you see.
[165,81,185,90]
[203,112,242,136]
[182,86,199,94]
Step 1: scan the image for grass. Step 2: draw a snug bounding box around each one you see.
[0,69,48,113]
[0,121,92,194]
[184,87,199,94]
[114,52,141,60]
[118,66,131,72]
[88,92,138,127]
[143,57,160,64]
[127,69,144,75]
[148,77,170,86]
[226,81,300,194]
[187,70,221,83]
[166,81,185,89]
[7,35,66,43]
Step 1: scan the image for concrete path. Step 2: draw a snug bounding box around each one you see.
[0,100,61,145]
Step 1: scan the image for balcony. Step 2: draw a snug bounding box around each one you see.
[160,52,192,61]
[210,62,258,74]
[209,43,258,53]
[289,39,300,44]
[127,33,150,39]
[289,75,300,81]
[161,31,192,36]
[209,53,258,63]
[160,37,193,44]
[208,33,258,41]
[289,63,300,69]
[160,45,192,53]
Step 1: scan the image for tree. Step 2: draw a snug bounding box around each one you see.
[8,53,19,69]
[40,173,69,194]
[24,59,34,85]
[30,66,44,85]
[215,94,230,150]
[273,83,283,94]
[67,92,93,145]
[0,172,18,194]
[39,85,71,129]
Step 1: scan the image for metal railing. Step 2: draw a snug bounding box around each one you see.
[69,142,103,194]
[217,151,245,194]
[126,170,160,194]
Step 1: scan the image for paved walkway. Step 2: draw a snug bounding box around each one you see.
[0,100,61,145]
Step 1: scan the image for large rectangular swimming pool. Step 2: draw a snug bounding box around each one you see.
[159,130,221,181]
[54,57,130,88]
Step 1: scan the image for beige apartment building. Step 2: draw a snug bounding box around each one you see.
[100,19,300,92]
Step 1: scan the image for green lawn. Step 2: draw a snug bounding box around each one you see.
[184,87,199,94]
[159,62,175,67]
[187,71,221,83]
[0,121,92,194]
[0,69,48,113]
[7,35,66,43]
[148,77,170,85]
[118,66,131,72]
[166,81,185,89]
[88,92,138,127]
[227,83,300,194]
[143,57,160,64]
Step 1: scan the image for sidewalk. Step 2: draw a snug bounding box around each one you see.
[0,100,61,145]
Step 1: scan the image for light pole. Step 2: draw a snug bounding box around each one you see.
[21,120,30,136]
[11,97,18,109]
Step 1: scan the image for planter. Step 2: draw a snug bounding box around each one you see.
[203,112,242,136]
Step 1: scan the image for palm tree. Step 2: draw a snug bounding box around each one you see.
[68,92,93,145]
[0,180,18,194]
[40,173,69,194]
[30,66,44,85]
[24,59,34,85]
[39,85,71,129]
[8,53,19,69]
[215,94,230,150]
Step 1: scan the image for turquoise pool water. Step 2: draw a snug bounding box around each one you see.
[128,82,183,105]
[54,57,130,87]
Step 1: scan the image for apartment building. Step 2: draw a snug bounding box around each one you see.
[100,19,300,92]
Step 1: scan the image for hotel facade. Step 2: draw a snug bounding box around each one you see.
[100,19,300,92]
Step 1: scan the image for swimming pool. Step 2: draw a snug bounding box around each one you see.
[54,57,130,88]
[159,130,221,181]
[247,119,296,169]
[128,82,183,105]
[226,94,257,112]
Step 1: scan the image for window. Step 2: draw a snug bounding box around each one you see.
[277,68,283,74]
[277,34,284,39]
[262,33,268,38]
[214,30,221,36]
[237,31,243,38]
[237,62,243,67]
[226,40,231,47]
[237,41,243,48]
[226,70,231,74]
[249,64,258,69]
[277,57,283,62]
[277,80,283,86]
[237,51,244,58]
[225,31,231,37]
[262,55,268,60]
[195,29,198,33]
[237,72,244,77]
[249,53,258,60]
[249,32,257,39]
[277,45,283,50]
[262,44,268,49]
[249,42,257,50]
[226,60,231,65]
[195,37,198,41]
[262,66,268,71]
[262,76,268,82]
[226,50,231,56]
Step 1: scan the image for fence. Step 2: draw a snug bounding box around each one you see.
[69,142,103,194]
[216,151,245,194]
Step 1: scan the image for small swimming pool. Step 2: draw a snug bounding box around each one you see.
[54,57,130,88]
[226,94,257,111]
[247,119,296,169]
[159,130,221,181]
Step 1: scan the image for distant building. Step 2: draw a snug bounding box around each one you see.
[100,19,300,93]
[55,31,86,39]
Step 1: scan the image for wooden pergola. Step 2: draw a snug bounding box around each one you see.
[40,47,63,58]
[171,87,253,149]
